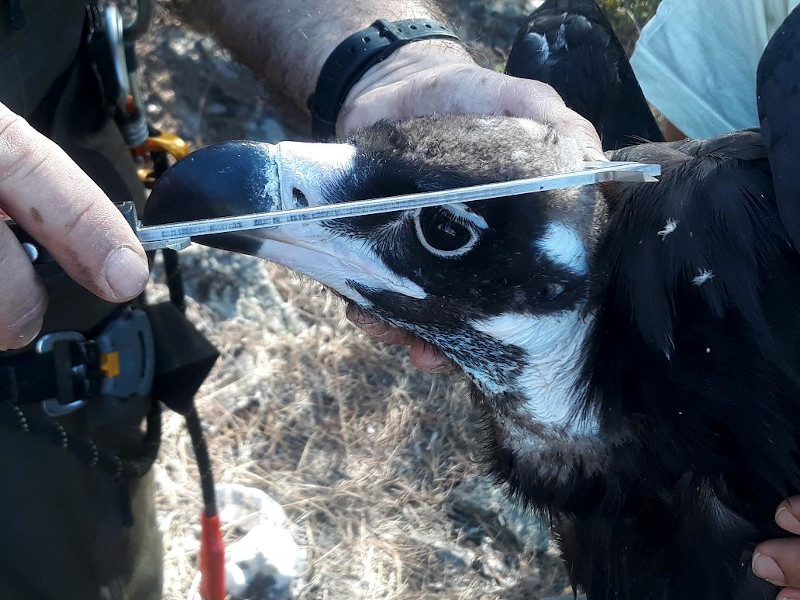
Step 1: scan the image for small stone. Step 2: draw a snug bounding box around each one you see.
[216,484,305,599]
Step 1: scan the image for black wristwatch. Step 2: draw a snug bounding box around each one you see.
[307,19,460,141]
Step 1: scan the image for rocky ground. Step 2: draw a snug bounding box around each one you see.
[136,1,660,598]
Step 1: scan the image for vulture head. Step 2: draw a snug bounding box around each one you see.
[145,115,609,500]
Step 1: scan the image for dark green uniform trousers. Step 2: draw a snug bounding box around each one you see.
[0,158,163,600]
[0,409,162,599]
[0,2,166,597]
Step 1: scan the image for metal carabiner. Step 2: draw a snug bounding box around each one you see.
[36,332,88,417]
[123,0,155,42]
[97,4,149,147]
[104,6,130,114]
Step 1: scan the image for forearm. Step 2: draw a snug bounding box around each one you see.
[186,0,471,117]
[173,0,603,159]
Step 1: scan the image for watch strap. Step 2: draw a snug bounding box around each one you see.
[308,19,460,140]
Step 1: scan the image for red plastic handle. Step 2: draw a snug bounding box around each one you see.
[200,513,226,600]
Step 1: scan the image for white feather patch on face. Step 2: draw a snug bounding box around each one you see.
[472,311,596,435]
[275,142,357,210]
[536,222,588,274]
[251,229,427,302]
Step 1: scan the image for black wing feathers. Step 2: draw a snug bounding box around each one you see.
[758,3,800,251]
[506,0,664,150]
[606,133,789,357]
[502,3,800,599]
[594,133,800,494]
[572,135,800,600]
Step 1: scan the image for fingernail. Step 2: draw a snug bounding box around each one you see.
[777,506,800,534]
[103,247,149,300]
[17,317,42,347]
[780,593,800,600]
[753,552,786,585]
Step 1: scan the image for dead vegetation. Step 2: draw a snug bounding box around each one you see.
[141,1,661,597]
[149,253,570,599]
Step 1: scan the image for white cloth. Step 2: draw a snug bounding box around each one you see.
[630,0,800,138]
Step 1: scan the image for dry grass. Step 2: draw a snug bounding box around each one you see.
[149,250,569,599]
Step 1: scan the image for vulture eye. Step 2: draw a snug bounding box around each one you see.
[414,207,480,257]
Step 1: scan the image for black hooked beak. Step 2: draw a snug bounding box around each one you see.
[143,141,280,229]
[142,139,358,256]
[141,139,428,302]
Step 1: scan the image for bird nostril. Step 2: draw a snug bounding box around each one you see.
[292,188,309,208]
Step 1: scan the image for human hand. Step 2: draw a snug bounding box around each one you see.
[339,40,605,162]
[345,305,456,373]
[0,103,149,350]
[338,41,604,372]
[752,496,800,597]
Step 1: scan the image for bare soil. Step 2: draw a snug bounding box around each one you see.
[139,2,661,598]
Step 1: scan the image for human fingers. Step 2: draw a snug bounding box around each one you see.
[0,218,47,349]
[752,538,800,588]
[776,498,800,535]
[774,587,800,600]
[497,75,606,162]
[345,305,455,372]
[346,304,416,346]
[408,340,456,373]
[0,104,148,304]
[341,58,604,162]
[753,498,800,589]
[776,587,800,600]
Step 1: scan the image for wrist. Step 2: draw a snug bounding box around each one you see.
[347,39,473,96]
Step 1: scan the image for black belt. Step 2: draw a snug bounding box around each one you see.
[0,308,155,417]
[0,300,218,493]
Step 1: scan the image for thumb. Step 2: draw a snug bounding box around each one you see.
[0,104,149,302]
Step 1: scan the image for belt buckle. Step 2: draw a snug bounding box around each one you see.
[36,331,88,417]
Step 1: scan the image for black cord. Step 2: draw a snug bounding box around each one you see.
[185,406,217,518]
[163,249,186,313]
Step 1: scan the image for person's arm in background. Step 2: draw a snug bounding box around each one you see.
[629,0,784,140]
[753,497,800,598]
[182,0,603,158]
